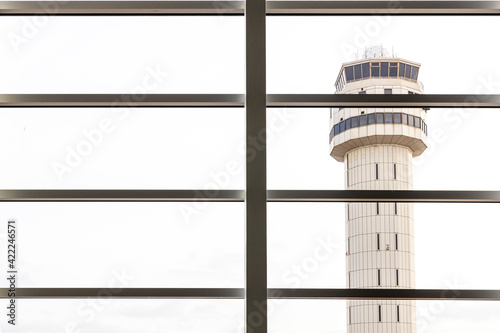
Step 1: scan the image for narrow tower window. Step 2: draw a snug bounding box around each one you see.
[376,164,379,179]
[384,88,393,94]
[360,114,367,126]
[349,307,352,324]
[394,164,397,179]
[376,202,379,215]
[378,305,382,322]
[362,63,370,78]
[378,269,381,286]
[368,113,375,125]
[402,113,408,125]
[395,234,398,250]
[395,203,398,215]
[396,269,399,286]
[397,305,400,322]
[347,204,350,220]
[381,62,389,77]
[377,234,380,250]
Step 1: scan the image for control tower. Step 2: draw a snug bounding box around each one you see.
[329,46,428,333]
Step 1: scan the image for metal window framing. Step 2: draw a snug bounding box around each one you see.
[245,0,267,332]
[2,1,500,15]
[2,94,500,108]
[1,1,500,330]
[1,288,500,300]
[2,190,500,202]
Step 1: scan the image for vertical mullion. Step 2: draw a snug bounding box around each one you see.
[245,0,267,332]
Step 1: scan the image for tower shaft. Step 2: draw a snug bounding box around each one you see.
[346,145,416,333]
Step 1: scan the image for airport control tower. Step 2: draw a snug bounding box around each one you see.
[329,46,428,333]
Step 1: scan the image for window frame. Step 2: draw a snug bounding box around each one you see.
[2,3,500,333]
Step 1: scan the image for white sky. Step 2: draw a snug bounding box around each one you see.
[0,14,500,333]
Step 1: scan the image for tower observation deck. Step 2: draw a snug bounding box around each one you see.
[330,50,427,333]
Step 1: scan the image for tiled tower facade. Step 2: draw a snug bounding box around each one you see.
[329,49,428,333]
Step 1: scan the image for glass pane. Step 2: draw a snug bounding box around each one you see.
[354,64,362,80]
[411,66,419,80]
[269,300,500,333]
[268,203,345,288]
[414,203,500,289]
[362,62,370,78]
[268,16,500,94]
[269,203,500,289]
[415,116,421,128]
[389,64,398,77]
[384,113,393,123]
[368,113,375,125]
[413,108,500,190]
[359,114,367,126]
[380,62,389,77]
[272,108,500,190]
[351,116,359,128]
[371,63,380,78]
[0,299,243,332]
[405,64,412,79]
[0,202,244,288]
[345,66,354,82]
[0,108,244,189]
[399,63,405,78]
[376,113,384,124]
[0,17,244,93]
[269,301,346,332]
[408,115,415,126]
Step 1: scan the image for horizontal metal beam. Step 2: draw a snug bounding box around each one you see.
[268,190,500,203]
[269,288,500,301]
[2,190,500,203]
[2,288,499,300]
[2,94,500,108]
[0,190,245,202]
[0,288,245,299]
[0,94,245,108]
[0,1,245,15]
[267,94,500,108]
[1,1,500,16]
[267,1,500,15]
